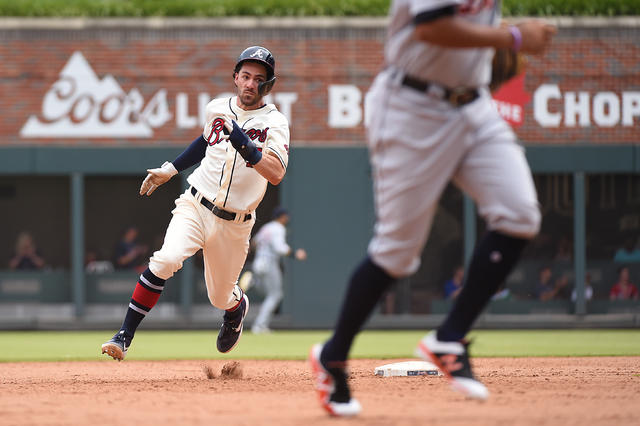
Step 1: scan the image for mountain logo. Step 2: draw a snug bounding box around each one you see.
[20,52,171,138]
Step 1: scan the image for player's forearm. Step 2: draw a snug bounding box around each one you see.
[254,152,285,185]
[414,16,513,50]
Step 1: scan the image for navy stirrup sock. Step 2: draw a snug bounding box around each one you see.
[322,256,396,362]
[438,231,527,342]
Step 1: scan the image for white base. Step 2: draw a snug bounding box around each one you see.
[374,360,442,377]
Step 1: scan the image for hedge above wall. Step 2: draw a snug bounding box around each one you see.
[0,0,639,17]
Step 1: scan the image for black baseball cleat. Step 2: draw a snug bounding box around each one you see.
[101,329,131,361]
[415,331,489,400]
[216,294,249,353]
[309,343,361,417]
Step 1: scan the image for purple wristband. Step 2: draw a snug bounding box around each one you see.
[509,25,522,52]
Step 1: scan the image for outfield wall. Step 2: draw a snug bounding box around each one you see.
[1,18,639,328]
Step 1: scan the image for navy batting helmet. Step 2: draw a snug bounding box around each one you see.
[234,46,276,96]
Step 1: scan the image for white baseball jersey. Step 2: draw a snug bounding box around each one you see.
[386,0,500,88]
[252,220,289,273]
[188,96,290,214]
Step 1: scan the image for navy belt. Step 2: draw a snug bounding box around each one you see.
[401,75,479,107]
[190,186,251,222]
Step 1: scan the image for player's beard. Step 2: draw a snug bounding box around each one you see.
[240,90,262,108]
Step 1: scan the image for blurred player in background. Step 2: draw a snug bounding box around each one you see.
[239,207,307,334]
[310,0,555,417]
[101,46,290,361]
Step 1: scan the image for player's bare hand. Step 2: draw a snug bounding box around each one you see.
[294,248,307,261]
[517,20,556,55]
[139,161,178,196]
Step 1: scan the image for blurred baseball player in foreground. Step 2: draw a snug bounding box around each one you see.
[102,45,290,360]
[310,0,555,416]
[239,207,307,334]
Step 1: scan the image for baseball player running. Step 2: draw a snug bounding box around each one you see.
[101,46,290,360]
[239,207,307,334]
[310,0,555,416]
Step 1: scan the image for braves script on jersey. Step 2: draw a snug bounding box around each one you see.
[189,97,289,214]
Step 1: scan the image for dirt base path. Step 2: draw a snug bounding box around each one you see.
[1,357,638,426]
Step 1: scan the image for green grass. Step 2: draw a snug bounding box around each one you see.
[0,329,639,362]
[0,0,638,17]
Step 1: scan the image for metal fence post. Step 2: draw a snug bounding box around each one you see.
[71,172,85,318]
[574,172,586,315]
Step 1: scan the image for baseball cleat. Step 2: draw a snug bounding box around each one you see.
[216,294,249,353]
[101,330,131,361]
[415,331,489,400]
[309,343,362,417]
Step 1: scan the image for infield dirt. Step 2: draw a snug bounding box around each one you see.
[1,357,638,425]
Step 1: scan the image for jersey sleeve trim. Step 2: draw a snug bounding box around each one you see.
[414,5,457,25]
[267,146,287,170]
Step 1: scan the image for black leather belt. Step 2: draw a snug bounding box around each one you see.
[190,186,251,222]
[401,75,479,107]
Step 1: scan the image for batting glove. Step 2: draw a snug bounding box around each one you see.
[139,161,178,196]
[227,120,262,166]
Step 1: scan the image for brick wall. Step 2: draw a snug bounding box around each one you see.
[1,18,638,147]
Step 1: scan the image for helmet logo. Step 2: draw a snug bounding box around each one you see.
[249,49,266,59]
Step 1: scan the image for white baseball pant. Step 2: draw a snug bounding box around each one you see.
[252,258,283,330]
[148,188,254,310]
[366,71,541,278]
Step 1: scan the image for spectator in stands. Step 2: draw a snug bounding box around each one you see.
[443,265,464,300]
[536,266,569,301]
[113,226,148,272]
[571,272,593,302]
[9,231,45,270]
[609,266,639,300]
[613,237,640,263]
